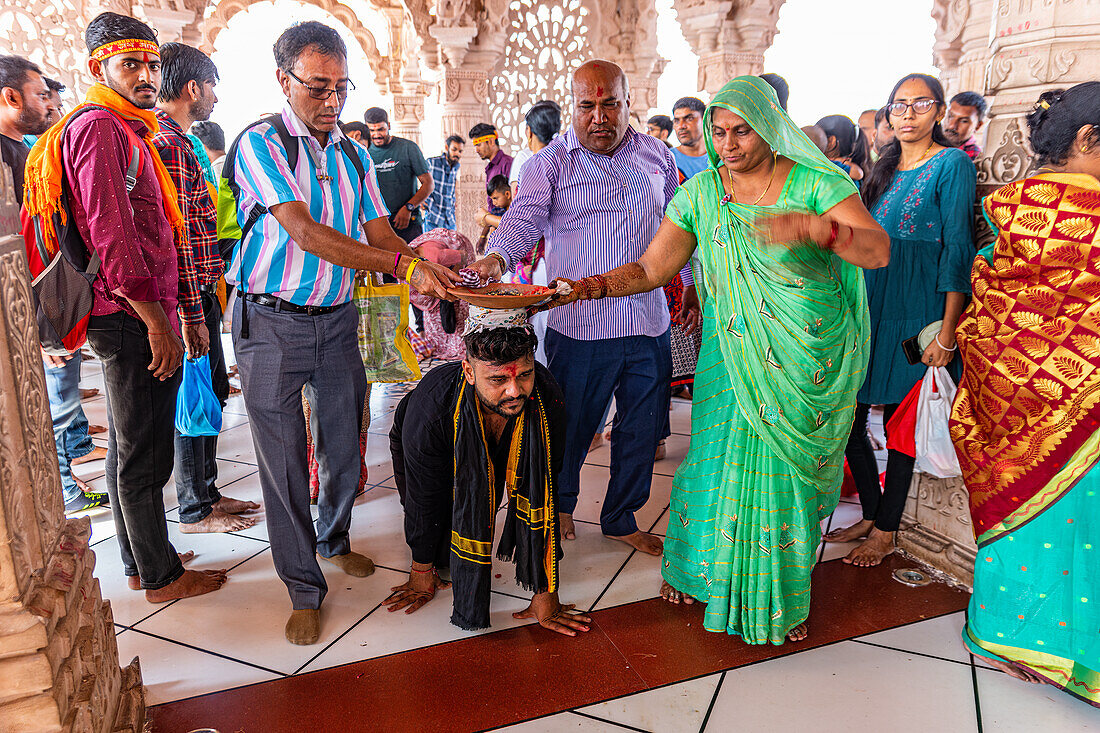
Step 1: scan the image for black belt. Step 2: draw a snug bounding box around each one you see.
[242,293,344,316]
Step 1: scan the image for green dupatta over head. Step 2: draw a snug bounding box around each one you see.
[692,76,869,493]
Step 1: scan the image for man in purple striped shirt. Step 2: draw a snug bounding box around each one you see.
[468,60,676,556]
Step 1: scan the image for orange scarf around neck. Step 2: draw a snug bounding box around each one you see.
[23,82,185,255]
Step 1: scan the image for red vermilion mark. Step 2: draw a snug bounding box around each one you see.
[502,364,518,377]
[142,52,150,63]
[597,86,604,96]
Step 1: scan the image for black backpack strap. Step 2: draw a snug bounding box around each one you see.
[338,137,366,183]
[222,114,292,247]
[265,113,299,174]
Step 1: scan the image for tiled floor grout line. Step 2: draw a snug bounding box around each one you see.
[291,600,387,675]
[966,607,985,733]
[696,670,727,733]
[567,710,652,732]
[849,639,987,670]
[586,505,668,613]
[125,626,288,678]
[971,654,984,732]
[555,604,972,726]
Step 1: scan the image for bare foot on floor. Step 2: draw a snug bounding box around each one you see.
[975,654,1043,684]
[843,529,895,567]
[214,496,261,514]
[559,512,576,540]
[659,581,697,605]
[607,530,663,556]
[824,518,873,543]
[180,509,255,533]
[145,568,227,603]
[128,551,196,590]
[787,623,809,642]
[72,445,108,465]
[286,608,320,645]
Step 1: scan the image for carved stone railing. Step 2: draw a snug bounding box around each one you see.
[897,473,977,590]
[0,165,143,732]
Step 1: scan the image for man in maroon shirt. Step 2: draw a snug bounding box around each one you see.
[63,13,227,602]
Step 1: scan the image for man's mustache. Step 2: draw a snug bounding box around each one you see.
[134,85,156,92]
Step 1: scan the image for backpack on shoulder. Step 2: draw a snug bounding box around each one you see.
[25,105,142,356]
[215,114,366,264]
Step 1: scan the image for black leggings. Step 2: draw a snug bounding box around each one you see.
[844,402,915,533]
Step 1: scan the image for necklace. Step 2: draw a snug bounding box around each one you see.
[724,151,778,205]
[899,140,935,171]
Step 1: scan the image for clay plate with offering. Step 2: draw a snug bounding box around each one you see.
[447,282,555,308]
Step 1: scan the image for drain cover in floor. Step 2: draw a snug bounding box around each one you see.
[893,567,932,587]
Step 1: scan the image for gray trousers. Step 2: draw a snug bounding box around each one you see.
[232,298,367,609]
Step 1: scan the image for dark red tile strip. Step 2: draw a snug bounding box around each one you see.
[148,555,968,733]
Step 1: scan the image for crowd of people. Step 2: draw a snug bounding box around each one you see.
[0,9,1096,711]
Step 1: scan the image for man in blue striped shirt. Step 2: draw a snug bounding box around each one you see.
[422,134,463,231]
[226,21,457,646]
[469,60,677,557]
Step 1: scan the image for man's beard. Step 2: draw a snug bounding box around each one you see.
[189,98,213,122]
[476,386,527,418]
[17,107,49,136]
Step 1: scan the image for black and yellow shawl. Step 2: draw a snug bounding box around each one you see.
[450,380,560,630]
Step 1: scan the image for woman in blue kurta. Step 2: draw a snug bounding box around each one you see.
[826,73,975,566]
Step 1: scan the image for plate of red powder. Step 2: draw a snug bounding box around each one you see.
[447,283,556,308]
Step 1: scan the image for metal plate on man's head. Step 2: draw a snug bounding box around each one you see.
[893,567,932,587]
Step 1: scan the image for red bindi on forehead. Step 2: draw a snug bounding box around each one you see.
[502,364,518,377]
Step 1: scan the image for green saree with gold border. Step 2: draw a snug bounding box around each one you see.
[661,77,869,644]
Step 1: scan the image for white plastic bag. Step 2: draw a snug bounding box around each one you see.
[914,366,962,478]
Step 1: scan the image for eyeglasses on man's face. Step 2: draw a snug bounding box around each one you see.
[285,69,355,100]
[887,99,938,117]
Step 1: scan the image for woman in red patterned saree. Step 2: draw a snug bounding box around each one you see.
[950,82,1100,707]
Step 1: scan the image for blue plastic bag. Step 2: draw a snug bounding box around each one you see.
[175,355,223,437]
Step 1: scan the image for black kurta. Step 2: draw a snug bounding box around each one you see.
[389,361,566,566]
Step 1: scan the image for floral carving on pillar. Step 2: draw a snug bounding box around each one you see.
[488,0,596,151]
[976,0,1098,193]
[0,0,96,101]
[601,0,667,122]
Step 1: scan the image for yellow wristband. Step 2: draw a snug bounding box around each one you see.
[406,257,424,283]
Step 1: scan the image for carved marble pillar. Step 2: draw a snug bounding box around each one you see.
[897,474,977,590]
[0,165,144,732]
[601,0,668,124]
[391,93,426,146]
[437,63,494,238]
[673,0,784,96]
[976,0,1100,195]
[140,3,198,44]
[933,0,996,146]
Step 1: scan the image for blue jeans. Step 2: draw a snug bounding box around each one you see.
[545,328,671,536]
[44,352,96,503]
[174,292,228,524]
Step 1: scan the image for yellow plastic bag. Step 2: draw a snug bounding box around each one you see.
[354,272,421,383]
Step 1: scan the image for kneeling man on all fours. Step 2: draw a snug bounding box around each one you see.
[387,307,591,636]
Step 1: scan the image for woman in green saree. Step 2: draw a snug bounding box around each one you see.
[549,77,889,644]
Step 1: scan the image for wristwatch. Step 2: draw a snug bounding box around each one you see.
[405,203,417,212]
